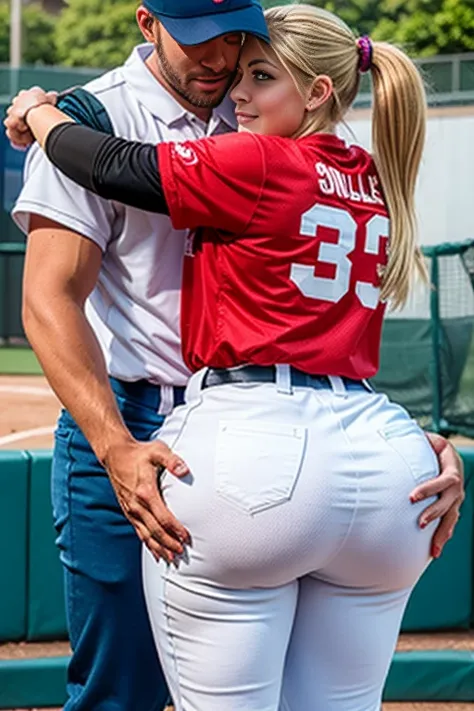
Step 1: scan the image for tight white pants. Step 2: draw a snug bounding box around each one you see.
[143,368,438,711]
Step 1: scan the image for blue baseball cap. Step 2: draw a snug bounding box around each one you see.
[142,0,270,46]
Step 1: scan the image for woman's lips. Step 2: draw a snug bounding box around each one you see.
[235,112,258,125]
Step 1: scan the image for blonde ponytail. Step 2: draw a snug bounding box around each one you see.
[370,42,428,308]
[265,5,429,309]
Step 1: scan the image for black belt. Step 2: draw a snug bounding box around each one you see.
[109,377,186,409]
[202,366,369,392]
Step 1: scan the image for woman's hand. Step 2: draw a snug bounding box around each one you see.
[4,87,57,149]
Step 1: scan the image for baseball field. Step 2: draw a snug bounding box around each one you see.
[0,348,56,450]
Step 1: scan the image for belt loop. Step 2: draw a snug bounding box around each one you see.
[276,364,293,395]
[184,367,209,404]
[158,385,174,416]
[363,378,375,393]
[328,375,347,398]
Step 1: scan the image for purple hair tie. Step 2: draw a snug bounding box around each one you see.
[357,35,373,73]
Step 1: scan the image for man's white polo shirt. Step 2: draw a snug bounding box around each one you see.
[13,44,237,388]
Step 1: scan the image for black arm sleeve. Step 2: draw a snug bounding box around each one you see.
[44,123,169,214]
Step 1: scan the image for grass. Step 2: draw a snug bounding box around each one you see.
[0,347,43,375]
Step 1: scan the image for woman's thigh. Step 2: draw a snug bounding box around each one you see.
[143,548,298,711]
[280,575,412,711]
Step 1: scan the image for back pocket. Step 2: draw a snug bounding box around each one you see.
[378,419,439,484]
[215,420,306,514]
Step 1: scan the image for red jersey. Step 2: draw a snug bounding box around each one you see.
[159,131,389,379]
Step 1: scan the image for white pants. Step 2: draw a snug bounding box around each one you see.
[143,368,438,711]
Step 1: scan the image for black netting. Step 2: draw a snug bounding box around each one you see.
[372,240,474,437]
[461,245,474,289]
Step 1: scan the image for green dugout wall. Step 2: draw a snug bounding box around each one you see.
[0,451,29,640]
[0,448,473,640]
[0,450,67,642]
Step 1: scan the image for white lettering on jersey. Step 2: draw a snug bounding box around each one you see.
[316,162,334,195]
[368,175,383,205]
[315,162,384,206]
[173,142,199,166]
[290,203,390,309]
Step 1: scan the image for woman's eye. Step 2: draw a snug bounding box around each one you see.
[252,70,274,81]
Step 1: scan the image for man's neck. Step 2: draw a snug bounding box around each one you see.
[145,51,212,123]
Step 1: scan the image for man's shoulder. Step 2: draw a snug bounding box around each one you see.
[74,49,162,134]
[75,63,144,134]
[81,65,127,105]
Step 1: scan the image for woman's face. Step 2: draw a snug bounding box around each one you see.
[230,36,308,137]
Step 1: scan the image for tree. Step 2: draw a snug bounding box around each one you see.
[261,0,382,35]
[55,0,142,68]
[319,0,382,35]
[0,2,58,64]
[373,0,474,55]
[262,0,474,55]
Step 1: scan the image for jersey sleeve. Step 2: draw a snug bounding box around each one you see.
[56,87,115,135]
[12,143,117,251]
[158,132,266,234]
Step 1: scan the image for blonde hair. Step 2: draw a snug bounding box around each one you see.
[264,4,428,308]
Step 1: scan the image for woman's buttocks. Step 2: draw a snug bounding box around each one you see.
[157,383,437,589]
[322,390,439,591]
[157,383,366,588]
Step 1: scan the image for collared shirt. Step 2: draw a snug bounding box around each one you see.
[13,44,237,386]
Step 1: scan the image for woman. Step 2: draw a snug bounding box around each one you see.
[7,6,439,710]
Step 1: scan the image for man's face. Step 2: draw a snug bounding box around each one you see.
[153,22,242,110]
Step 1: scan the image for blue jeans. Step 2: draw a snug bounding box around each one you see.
[52,377,185,711]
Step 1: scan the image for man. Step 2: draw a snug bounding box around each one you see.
[5,0,464,709]
[10,3,269,709]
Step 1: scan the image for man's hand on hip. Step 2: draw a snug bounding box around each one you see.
[103,439,191,562]
[410,433,465,559]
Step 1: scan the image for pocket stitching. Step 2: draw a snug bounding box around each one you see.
[377,430,438,485]
[215,420,306,515]
[379,420,420,439]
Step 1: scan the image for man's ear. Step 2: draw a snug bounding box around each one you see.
[305,75,334,113]
[136,6,156,42]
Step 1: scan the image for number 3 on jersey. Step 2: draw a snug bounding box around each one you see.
[290,204,389,310]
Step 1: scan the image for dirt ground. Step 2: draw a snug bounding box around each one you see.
[2,374,474,451]
[0,375,60,449]
[385,706,474,710]
[2,631,474,661]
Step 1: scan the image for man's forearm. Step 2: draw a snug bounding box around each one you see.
[24,294,134,463]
